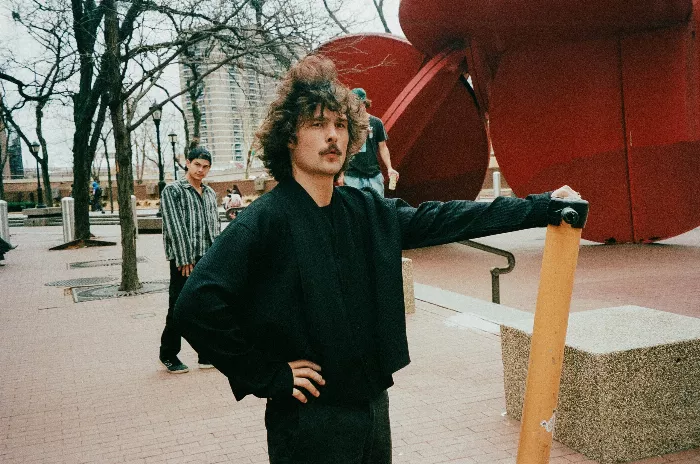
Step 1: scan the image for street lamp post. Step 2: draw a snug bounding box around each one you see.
[30,142,46,208]
[168,132,178,180]
[151,105,164,216]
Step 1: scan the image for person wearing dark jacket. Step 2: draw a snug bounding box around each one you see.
[0,236,17,266]
[173,54,581,464]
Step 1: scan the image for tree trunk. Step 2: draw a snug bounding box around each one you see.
[72,130,92,239]
[105,0,140,292]
[40,157,52,208]
[36,103,53,207]
[103,138,114,213]
[0,149,6,200]
[113,110,140,291]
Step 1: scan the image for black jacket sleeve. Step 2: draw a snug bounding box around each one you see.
[396,193,552,250]
[173,221,292,401]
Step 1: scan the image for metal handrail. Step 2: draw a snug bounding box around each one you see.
[459,239,516,304]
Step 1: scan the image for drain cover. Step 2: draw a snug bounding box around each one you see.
[46,277,118,287]
[72,280,169,302]
[69,257,148,269]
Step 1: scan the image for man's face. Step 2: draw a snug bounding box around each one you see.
[186,158,211,181]
[289,105,349,180]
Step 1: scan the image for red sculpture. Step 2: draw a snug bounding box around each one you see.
[319,0,700,243]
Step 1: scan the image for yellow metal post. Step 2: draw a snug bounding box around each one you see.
[516,199,588,464]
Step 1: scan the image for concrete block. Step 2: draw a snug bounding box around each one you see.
[137,217,162,233]
[23,206,62,217]
[501,306,700,463]
[402,257,415,314]
[23,207,62,226]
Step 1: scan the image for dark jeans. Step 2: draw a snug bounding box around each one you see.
[266,391,392,464]
[160,259,204,361]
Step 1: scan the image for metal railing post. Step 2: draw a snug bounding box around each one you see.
[460,239,516,304]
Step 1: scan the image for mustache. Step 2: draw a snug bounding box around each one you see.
[320,144,342,156]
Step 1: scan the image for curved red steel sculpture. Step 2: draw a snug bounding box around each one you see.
[319,34,491,205]
[319,0,700,242]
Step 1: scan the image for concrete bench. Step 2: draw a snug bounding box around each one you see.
[501,306,700,463]
[137,217,162,233]
[23,207,62,226]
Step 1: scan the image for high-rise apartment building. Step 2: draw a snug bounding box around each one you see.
[179,43,279,174]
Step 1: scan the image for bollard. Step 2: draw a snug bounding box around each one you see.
[516,198,589,464]
[131,195,139,239]
[493,171,502,197]
[0,200,9,244]
[61,197,75,243]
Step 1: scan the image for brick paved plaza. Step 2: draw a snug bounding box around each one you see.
[1,223,698,463]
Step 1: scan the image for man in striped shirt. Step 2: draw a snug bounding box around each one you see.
[159,147,221,374]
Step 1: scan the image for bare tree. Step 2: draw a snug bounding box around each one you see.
[99,0,349,291]
[0,1,78,206]
[4,0,368,290]
[371,0,392,34]
[99,127,116,212]
[0,113,9,200]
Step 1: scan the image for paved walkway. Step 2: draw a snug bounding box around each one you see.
[0,224,698,463]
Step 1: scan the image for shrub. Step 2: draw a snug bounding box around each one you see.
[8,201,36,212]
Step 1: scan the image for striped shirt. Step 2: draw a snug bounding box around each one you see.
[161,179,220,268]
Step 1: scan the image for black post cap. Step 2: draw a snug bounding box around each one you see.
[547,198,590,229]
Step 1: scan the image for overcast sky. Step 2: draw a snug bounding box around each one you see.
[0,0,404,169]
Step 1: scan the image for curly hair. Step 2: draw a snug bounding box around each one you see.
[255,54,369,181]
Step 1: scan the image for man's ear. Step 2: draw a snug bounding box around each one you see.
[287,135,297,150]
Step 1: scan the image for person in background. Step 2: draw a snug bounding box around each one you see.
[158,147,220,374]
[91,181,104,213]
[338,87,399,196]
[223,184,243,209]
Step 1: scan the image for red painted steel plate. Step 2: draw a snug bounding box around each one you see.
[620,25,700,241]
[399,0,691,57]
[317,33,425,119]
[382,48,489,204]
[489,36,700,243]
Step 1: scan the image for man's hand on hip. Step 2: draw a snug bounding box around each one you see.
[178,263,195,277]
[288,360,325,403]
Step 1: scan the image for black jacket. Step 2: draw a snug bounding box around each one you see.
[174,180,552,404]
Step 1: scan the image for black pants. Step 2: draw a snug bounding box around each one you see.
[160,259,199,360]
[266,391,392,464]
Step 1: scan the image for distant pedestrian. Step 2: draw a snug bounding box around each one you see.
[158,147,220,374]
[338,88,399,197]
[91,181,104,213]
[223,184,243,209]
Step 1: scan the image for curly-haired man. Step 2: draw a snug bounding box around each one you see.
[174,54,580,463]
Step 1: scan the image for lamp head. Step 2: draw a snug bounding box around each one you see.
[150,105,162,123]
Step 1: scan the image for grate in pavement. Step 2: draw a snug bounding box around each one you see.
[68,257,148,268]
[46,277,118,287]
[72,280,169,302]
